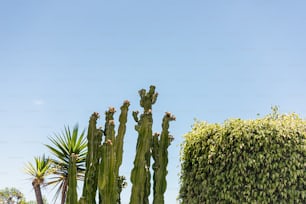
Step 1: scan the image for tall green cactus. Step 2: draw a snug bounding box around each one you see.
[130,85,158,204]
[115,101,130,204]
[79,86,174,204]
[99,107,117,203]
[98,101,130,204]
[152,112,175,204]
[115,100,130,175]
[80,101,129,204]
[80,112,102,204]
[66,153,78,204]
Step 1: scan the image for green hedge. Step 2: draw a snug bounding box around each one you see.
[180,112,306,203]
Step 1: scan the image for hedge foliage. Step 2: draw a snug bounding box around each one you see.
[180,112,306,203]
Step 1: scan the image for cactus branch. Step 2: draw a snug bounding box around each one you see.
[152,112,175,204]
[130,86,157,204]
[80,112,102,204]
[66,153,78,204]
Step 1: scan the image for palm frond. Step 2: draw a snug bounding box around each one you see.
[24,154,52,181]
[45,124,87,203]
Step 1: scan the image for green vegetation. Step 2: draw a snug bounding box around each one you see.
[152,112,175,204]
[24,155,52,204]
[130,86,158,204]
[79,86,175,204]
[66,153,78,204]
[45,125,87,204]
[20,86,306,203]
[79,101,130,203]
[79,112,102,204]
[0,187,26,204]
[23,85,174,204]
[180,110,306,203]
[0,187,48,204]
[128,87,175,204]
[98,102,130,204]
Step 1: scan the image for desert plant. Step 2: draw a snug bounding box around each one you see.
[80,101,130,204]
[152,112,175,204]
[66,153,78,204]
[130,86,175,204]
[98,101,130,204]
[79,86,175,204]
[130,86,158,204]
[79,112,102,204]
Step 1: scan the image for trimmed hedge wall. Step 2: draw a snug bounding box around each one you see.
[180,112,306,203]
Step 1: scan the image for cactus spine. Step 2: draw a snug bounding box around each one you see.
[80,112,102,204]
[130,85,158,204]
[66,153,78,204]
[152,112,175,204]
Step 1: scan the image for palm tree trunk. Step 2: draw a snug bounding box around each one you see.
[32,180,44,204]
[61,178,68,204]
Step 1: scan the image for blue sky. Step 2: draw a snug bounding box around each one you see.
[1,1,306,203]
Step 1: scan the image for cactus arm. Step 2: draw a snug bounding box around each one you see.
[114,101,130,203]
[80,112,101,204]
[115,100,130,171]
[117,175,127,204]
[130,87,157,204]
[153,112,175,204]
[152,132,160,171]
[132,111,139,122]
[130,112,153,204]
[66,153,78,204]
[99,108,117,204]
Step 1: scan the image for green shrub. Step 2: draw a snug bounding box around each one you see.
[180,112,306,203]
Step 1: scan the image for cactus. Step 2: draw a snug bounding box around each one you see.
[80,101,129,204]
[115,101,130,204]
[152,112,175,204]
[115,100,130,175]
[130,85,158,204]
[117,176,127,204]
[79,86,174,204]
[66,153,78,204]
[99,107,117,203]
[79,112,102,204]
[98,101,130,204]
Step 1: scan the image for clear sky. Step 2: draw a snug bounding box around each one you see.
[1,1,306,203]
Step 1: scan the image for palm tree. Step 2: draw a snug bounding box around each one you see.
[25,155,52,204]
[45,125,87,204]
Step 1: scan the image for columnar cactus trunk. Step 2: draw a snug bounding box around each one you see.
[99,107,117,204]
[152,112,175,204]
[98,101,130,204]
[115,101,130,204]
[130,85,158,204]
[80,112,102,204]
[66,153,78,204]
[115,100,130,175]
